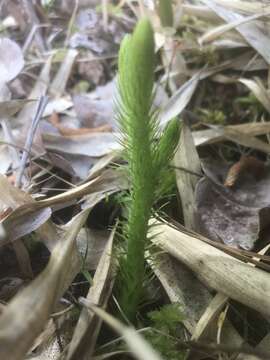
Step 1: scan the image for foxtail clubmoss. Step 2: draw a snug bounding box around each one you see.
[116,18,181,322]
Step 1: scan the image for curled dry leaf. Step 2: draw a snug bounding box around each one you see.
[0,175,51,245]
[49,111,112,136]
[224,155,265,187]
[2,206,52,245]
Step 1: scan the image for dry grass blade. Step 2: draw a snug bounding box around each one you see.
[202,0,270,64]
[159,72,200,126]
[199,10,270,46]
[79,301,165,360]
[36,176,100,208]
[182,4,221,22]
[239,78,270,113]
[210,0,270,14]
[150,219,270,317]
[50,49,78,96]
[174,122,201,229]
[36,168,126,209]
[16,95,49,187]
[223,129,270,154]
[1,169,126,247]
[67,227,116,359]
[193,122,270,147]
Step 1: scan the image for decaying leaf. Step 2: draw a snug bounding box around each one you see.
[195,160,270,250]
[0,189,109,359]
[151,253,212,333]
[76,228,110,270]
[0,38,24,84]
[0,210,87,360]
[43,132,120,157]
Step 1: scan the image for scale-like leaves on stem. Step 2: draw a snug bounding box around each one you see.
[116,18,180,322]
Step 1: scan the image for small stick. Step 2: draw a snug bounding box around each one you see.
[16,95,49,188]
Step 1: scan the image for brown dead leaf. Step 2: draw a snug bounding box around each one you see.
[0,175,52,245]
[0,183,120,359]
[0,210,87,360]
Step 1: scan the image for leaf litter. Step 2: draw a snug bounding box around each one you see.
[2,1,270,359]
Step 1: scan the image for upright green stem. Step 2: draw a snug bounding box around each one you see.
[121,137,155,319]
[116,18,180,322]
